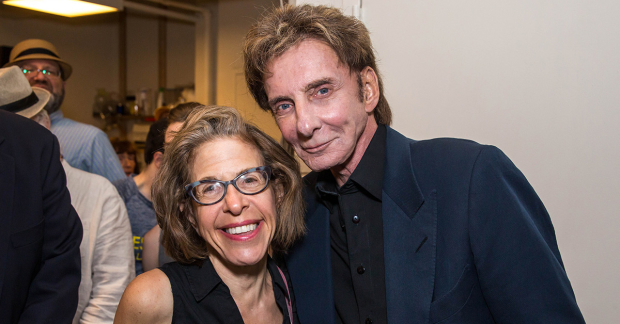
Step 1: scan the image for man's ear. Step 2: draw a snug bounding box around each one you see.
[153,151,165,168]
[360,66,380,114]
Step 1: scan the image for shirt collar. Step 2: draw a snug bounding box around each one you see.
[315,170,338,196]
[185,259,222,302]
[50,110,63,123]
[347,124,387,200]
[314,170,340,214]
[314,124,387,203]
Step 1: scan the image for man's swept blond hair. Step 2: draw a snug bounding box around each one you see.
[243,4,392,125]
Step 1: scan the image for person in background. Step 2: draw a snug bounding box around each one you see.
[28,106,135,324]
[111,139,140,177]
[243,5,585,324]
[142,101,201,272]
[163,102,202,143]
[114,118,168,275]
[3,39,126,182]
[0,65,82,323]
[114,105,304,324]
[153,106,171,121]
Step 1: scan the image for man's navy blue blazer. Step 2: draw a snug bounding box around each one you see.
[0,111,82,324]
[285,127,584,324]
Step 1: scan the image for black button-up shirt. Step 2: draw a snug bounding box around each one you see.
[315,124,388,324]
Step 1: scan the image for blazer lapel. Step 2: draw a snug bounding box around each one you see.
[0,136,16,299]
[382,128,437,324]
[286,186,335,324]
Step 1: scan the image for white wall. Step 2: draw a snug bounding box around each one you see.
[215,0,281,140]
[127,12,195,96]
[298,0,619,322]
[167,19,195,89]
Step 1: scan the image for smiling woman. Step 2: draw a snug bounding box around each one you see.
[114,105,305,324]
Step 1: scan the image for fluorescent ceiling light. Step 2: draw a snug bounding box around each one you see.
[3,0,122,17]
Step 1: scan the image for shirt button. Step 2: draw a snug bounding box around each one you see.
[352,215,360,224]
[365,318,373,324]
[357,265,365,274]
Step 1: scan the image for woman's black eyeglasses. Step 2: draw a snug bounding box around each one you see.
[184,166,272,205]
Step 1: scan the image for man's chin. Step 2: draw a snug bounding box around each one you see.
[44,106,60,114]
[44,94,63,114]
[300,154,340,172]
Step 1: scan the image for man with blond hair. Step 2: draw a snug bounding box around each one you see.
[244,5,585,324]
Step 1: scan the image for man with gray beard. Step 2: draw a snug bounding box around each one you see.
[3,39,125,182]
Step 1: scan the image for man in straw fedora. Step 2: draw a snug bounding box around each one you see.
[0,65,83,323]
[3,39,126,182]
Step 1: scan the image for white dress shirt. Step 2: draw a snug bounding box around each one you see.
[62,160,135,324]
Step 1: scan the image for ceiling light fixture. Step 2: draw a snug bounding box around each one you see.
[3,0,122,17]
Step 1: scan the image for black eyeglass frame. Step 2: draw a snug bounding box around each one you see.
[184,166,272,206]
[21,67,62,79]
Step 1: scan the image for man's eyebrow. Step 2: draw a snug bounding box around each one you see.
[268,96,292,108]
[267,78,335,108]
[304,78,334,93]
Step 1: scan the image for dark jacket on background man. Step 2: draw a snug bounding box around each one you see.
[286,126,585,324]
[0,110,82,324]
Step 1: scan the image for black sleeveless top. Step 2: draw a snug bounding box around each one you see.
[159,257,298,324]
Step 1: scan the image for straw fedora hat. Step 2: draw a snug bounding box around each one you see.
[3,39,72,80]
[0,66,51,118]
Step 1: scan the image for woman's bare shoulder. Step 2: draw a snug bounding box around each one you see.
[114,269,173,324]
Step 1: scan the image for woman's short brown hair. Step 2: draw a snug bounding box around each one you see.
[244,4,391,125]
[152,105,305,264]
[168,102,202,125]
[111,138,137,155]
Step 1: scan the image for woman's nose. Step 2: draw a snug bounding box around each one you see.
[221,184,249,215]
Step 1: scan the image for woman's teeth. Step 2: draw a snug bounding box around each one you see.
[225,223,258,235]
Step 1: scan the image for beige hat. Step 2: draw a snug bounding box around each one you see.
[3,39,72,80]
[0,66,51,118]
